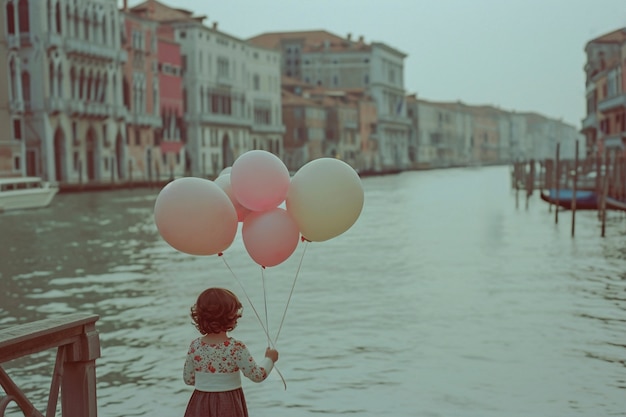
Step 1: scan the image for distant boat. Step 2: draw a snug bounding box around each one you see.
[539,189,626,212]
[0,177,59,212]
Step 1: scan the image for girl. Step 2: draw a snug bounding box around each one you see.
[183,287,279,417]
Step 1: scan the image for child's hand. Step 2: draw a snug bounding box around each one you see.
[265,347,279,363]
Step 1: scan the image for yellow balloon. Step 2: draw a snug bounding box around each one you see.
[286,158,364,242]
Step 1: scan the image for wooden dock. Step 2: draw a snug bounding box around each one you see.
[0,313,100,417]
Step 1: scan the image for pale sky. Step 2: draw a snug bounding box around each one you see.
[124,0,626,128]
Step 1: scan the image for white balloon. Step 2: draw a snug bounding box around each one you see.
[154,177,238,255]
[286,158,364,242]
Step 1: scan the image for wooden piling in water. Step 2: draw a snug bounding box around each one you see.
[554,143,560,224]
[571,140,579,237]
[601,148,609,237]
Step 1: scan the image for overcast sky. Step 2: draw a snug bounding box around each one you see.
[124,0,626,127]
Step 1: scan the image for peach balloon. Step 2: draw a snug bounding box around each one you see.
[214,174,251,222]
[230,150,290,212]
[286,158,364,242]
[154,177,238,256]
[242,208,300,267]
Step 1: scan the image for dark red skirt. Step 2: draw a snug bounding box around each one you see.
[183,388,249,417]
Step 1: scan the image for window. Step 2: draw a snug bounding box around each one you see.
[217,57,229,78]
[6,2,15,34]
[12,119,22,140]
[18,0,29,33]
[21,71,30,109]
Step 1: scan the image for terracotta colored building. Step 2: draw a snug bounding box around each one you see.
[155,24,185,177]
[582,28,626,157]
[121,5,162,182]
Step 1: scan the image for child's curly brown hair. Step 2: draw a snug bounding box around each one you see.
[190,288,243,334]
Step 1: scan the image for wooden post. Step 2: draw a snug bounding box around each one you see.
[544,158,554,212]
[78,160,83,191]
[554,143,560,224]
[61,321,100,417]
[110,156,115,190]
[154,162,160,189]
[601,148,608,237]
[571,140,579,237]
[128,160,133,189]
[513,161,520,209]
[526,159,535,210]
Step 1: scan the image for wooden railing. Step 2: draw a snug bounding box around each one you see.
[0,313,100,417]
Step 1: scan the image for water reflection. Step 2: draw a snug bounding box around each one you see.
[0,166,625,416]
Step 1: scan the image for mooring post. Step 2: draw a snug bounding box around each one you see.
[554,143,560,224]
[571,140,579,237]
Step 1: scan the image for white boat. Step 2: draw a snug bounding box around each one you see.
[0,177,59,212]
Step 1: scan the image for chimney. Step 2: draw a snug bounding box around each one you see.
[358,35,364,43]
[213,21,218,30]
[123,0,128,11]
[347,33,351,41]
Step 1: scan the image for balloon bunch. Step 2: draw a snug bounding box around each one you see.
[154,150,364,267]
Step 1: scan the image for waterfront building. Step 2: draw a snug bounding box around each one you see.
[281,76,378,173]
[407,97,583,167]
[248,30,411,172]
[121,4,162,183]
[154,24,185,178]
[583,28,626,157]
[281,77,326,171]
[1,0,127,184]
[0,2,21,177]
[133,1,284,178]
[411,99,465,168]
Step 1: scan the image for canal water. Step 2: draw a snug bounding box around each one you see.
[1,165,625,417]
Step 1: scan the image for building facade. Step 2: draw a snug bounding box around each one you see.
[2,0,128,184]
[583,28,626,158]
[138,1,284,178]
[121,7,162,183]
[248,30,411,173]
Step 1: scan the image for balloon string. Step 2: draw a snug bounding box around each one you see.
[220,255,287,390]
[274,240,309,345]
[261,266,270,346]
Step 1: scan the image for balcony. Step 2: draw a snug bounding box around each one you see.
[65,38,126,62]
[6,35,19,49]
[251,123,286,134]
[112,105,127,120]
[68,99,84,115]
[45,96,65,114]
[45,32,63,49]
[598,92,626,113]
[85,102,109,119]
[216,74,233,87]
[198,112,246,127]
[9,100,24,114]
[603,134,626,149]
[581,113,597,130]
[131,113,162,127]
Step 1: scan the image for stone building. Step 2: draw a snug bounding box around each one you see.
[1,0,127,183]
[248,30,411,173]
[134,0,284,178]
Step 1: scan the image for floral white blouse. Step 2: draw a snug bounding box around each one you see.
[183,337,272,389]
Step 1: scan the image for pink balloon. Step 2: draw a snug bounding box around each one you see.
[231,150,290,212]
[242,208,300,267]
[154,177,238,256]
[214,174,251,222]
